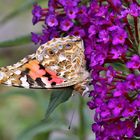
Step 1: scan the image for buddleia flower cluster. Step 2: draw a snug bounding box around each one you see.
[31,0,140,139]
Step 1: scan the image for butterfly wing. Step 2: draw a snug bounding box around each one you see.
[0,54,65,88]
[35,36,89,88]
[0,36,89,90]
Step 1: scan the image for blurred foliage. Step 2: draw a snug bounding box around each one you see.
[45,88,73,120]
[0,35,31,48]
[0,0,45,25]
[0,0,93,140]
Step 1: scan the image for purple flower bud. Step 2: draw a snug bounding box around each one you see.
[66,7,78,19]
[87,100,95,110]
[90,52,106,67]
[70,27,85,37]
[106,66,116,83]
[126,74,138,90]
[32,4,42,25]
[113,82,127,97]
[110,45,127,59]
[122,105,136,117]
[126,55,140,69]
[88,25,97,38]
[59,0,80,7]
[129,3,139,17]
[134,122,140,137]
[112,28,127,45]
[98,30,109,44]
[125,121,135,138]
[31,32,40,44]
[110,0,122,8]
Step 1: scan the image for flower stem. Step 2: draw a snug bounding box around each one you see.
[134,17,139,44]
[81,0,90,5]
[78,96,86,140]
[124,17,136,45]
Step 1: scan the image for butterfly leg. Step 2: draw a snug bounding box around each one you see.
[73,80,90,96]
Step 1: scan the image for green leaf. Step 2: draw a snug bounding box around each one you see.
[17,121,67,140]
[0,0,46,25]
[45,87,73,120]
[0,35,31,47]
[109,62,129,73]
[138,43,140,55]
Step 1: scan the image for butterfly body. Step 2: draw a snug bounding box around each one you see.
[0,36,89,94]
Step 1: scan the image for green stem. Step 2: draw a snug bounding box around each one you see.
[78,96,86,140]
[81,0,90,5]
[34,132,51,140]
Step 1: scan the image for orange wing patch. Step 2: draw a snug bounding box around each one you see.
[23,60,46,80]
[22,59,64,86]
[45,69,64,84]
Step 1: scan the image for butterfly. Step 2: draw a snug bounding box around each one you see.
[0,36,89,94]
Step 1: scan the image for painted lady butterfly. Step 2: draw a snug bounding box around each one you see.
[0,36,89,94]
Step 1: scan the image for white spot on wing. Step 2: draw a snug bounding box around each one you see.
[13,63,22,68]
[50,65,59,70]
[14,70,21,75]
[59,54,67,61]
[4,79,12,86]
[7,66,13,70]
[20,76,30,88]
[41,77,51,88]
[0,72,5,80]
[20,58,28,63]
[29,54,35,58]
[37,55,44,61]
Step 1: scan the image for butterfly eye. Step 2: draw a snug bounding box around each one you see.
[65,43,72,50]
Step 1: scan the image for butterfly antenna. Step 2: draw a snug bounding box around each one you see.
[68,94,76,130]
[68,109,75,130]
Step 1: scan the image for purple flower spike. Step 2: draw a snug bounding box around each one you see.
[31,1,140,139]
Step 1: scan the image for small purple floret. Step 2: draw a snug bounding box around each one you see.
[60,18,73,31]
